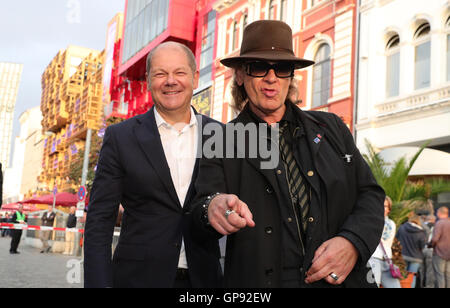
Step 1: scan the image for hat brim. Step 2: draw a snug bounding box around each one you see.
[221,51,315,69]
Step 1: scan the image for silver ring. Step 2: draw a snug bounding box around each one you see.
[329,273,339,281]
[225,210,236,219]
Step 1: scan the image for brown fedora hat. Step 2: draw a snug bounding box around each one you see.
[221,20,314,69]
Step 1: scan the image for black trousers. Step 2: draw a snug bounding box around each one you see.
[173,269,192,288]
[10,230,22,252]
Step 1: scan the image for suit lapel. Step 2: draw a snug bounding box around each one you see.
[133,107,181,209]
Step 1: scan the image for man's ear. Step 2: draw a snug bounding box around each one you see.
[146,72,151,91]
[235,67,245,86]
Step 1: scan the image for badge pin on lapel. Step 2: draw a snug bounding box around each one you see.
[314,134,322,144]
[343,154,353,163]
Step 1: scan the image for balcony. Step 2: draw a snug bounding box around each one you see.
[375,85,450,118]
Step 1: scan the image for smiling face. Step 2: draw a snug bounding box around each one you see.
[235,61,292,124]
[147,44,199,118]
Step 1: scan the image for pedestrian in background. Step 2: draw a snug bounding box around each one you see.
[63,206,77,255]
[40,205,56,253]
[431,207,450,288]
[397,212,427,288]
[369,196,401,288]
[1,213,9,237]
[10,204,26,254]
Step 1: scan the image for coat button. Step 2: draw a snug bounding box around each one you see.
[287,217,293,223]
[266,187,273,194]
[307,171,314,177]
[277,169,282,175]
[308,217,314,223]
[265,268,274,276]
[265,227,273,235]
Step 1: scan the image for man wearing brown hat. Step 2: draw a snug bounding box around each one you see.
[193,20,385,288]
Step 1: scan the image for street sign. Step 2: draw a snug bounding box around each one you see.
[77,186,87,202]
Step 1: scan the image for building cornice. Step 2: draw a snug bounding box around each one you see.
[213,0,241,12]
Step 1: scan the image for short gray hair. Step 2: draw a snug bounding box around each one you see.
[146,41,197,75]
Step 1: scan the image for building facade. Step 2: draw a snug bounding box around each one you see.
[39,46,104,193]
[107,0,218,120]
[211,0,358,128]
[20,107,45,198]
[2,107,44,204]
[356,0,450,153]
[0,62,23,169]
[103,13,127,119]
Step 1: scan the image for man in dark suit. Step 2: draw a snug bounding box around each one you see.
[192,20,385,288]
[84,42,223,288]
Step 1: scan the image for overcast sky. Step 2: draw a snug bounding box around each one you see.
[0,0,125,167]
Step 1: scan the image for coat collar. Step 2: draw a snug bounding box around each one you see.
[235,101,327,158]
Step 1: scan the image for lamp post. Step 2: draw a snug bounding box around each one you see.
[74,128,92,257]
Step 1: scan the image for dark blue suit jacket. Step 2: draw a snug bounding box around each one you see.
[84,107,223,288]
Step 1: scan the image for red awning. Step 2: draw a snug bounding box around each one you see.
[22,192,82,207]
[1,203,38,212]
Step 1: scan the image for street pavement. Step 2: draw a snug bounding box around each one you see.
[0,236,83,288]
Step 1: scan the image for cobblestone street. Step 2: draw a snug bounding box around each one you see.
[0,237,83,288]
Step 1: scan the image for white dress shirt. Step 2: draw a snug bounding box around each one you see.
[154,107,198,269]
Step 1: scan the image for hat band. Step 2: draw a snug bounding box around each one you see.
[241,46,294,56]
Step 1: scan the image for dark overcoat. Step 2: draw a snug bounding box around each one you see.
[193,103,385,288]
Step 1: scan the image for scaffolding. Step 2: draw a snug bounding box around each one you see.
[39,46,105,193]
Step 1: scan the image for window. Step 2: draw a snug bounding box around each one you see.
[386,35,400,97]
[280,0,288,22]
[269,0,276,20]
[414,23,431,90]
[122,0,170,64]
[312,44,331,108]
[199,10,217,88]
[232,21,239,51]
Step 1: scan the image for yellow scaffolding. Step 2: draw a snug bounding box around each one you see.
[39,46,105,192]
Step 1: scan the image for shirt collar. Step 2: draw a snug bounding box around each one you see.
[154,106,197,130]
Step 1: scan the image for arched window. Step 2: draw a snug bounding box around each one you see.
[232,21,239,51]
[243,13,248,30]
[386,34,400,97]
[269,0,276,20]
[414,22,431,89]
[312,44,331,108]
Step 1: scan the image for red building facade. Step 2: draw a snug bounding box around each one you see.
[211,0,357,129]
[105,0,218,120]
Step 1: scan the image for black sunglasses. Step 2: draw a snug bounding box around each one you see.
[244,61,295,78]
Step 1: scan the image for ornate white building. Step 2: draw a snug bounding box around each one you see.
[356,0,450,153]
